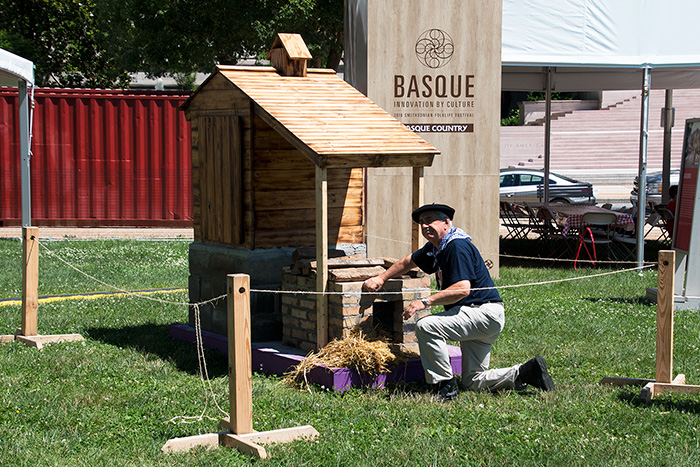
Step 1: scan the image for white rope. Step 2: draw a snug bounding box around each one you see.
[36,238,230,423]
[251,263,656,297]
[32,237,658,422]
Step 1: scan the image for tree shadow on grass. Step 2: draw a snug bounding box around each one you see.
[84,323,228,378]
[617,387,700,415]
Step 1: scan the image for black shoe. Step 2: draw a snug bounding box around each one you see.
[518,356,555,391]
[434,377,459,402]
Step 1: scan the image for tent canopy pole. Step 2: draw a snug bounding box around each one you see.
[636,68,651,268]
[19,80,31,227]
[543,67,552,204]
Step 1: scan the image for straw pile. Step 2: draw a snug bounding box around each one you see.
[282,330,405,390]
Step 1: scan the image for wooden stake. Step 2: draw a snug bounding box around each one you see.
[21,226,39,336]
[0,227,85,349]
[315,165,329,349]
[656,250,674,383]
[600,250,700,401]
[228,274,253,435]
[162,273,319,457]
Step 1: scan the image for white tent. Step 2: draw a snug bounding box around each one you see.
[501,0,700,265]
[0,48,34,226]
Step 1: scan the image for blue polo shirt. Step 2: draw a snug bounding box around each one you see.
[411,238,501,307]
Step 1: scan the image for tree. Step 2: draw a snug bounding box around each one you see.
[1,0,344,88]
[260,0,344,70]
[97,0,344,76]
[0,0,131,87]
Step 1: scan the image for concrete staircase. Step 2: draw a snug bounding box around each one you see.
[500,89,700,203]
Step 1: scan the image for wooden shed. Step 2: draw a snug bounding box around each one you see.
[181,34,439,344]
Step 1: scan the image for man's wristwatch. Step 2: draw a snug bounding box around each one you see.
[421,297,430,308]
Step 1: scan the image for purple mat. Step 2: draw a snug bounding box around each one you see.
[170,324,461,392]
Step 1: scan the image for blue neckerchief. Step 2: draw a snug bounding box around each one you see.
[427,227,472,268]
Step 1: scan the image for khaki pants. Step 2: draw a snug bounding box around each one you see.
[415,302,520,391]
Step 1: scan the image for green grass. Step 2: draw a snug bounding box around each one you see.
[2,239,700,466]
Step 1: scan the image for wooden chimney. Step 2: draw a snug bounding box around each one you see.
[268,33,312,77]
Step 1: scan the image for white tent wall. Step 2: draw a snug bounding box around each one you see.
[501,0,700,266]
[0,48,34,227]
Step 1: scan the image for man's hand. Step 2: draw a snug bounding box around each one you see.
[403,299,426,320]
[362,275,385,292]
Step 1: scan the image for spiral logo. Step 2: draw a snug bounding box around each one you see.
[415,29,454,69]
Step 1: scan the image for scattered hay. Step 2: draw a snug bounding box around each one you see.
[282,330,404,391]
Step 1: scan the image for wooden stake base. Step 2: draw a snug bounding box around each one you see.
[601,374,700,402]
[161,424,319,459]
[164,275,319,459]
[10,333,84,350]
[640,374,700,402]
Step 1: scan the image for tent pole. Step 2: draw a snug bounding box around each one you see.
[19,80,31,227]
[661,90,673,205]
[636,68,651,269]
[543,67,552,204]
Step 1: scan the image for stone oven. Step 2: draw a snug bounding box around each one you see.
[178,33,438,346]
[280,255,431,352]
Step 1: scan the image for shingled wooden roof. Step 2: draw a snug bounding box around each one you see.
[186,65,439,169]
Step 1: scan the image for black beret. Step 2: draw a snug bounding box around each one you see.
[411,203,455,223]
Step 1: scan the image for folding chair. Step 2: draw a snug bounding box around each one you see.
[500,202,527,239]
[574,212,618,269]
[612,232,638,262]
[643,212,665,241]
[657,208,675,245]
[539,207,576,258]
[520,204,551,242]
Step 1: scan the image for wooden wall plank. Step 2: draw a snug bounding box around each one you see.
[254,225,364,249]
[221,116,233,245]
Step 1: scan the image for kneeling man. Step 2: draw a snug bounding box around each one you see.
[363,203,554,401]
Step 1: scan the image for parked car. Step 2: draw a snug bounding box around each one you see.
[630,169,680,208]
[500,168,596,205]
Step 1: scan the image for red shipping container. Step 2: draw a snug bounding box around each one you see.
[0,88,192,226]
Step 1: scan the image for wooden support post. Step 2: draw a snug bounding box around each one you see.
[315,165,329,349]
[411,167,424,252]
[21,226,39,336]
[227,274,253,435]
[2,227,84,349]
[162,273,319,457]
[656,250,674,383]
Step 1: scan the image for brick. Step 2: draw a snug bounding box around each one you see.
[328,327,343,340]
[330,316,346,327]
[414,310,431,320]
[300,319,316,330]
[332,281,363,293]
[382,279,404,291]
[343,315,372,328]
[292,328,307,340]
[298,298,316,310]
[299,341,316,352]
[282,336,298,347]
[291,308,308,320]
[340,305,364,317]
[297,276,316,288]
[402,332,418,344]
